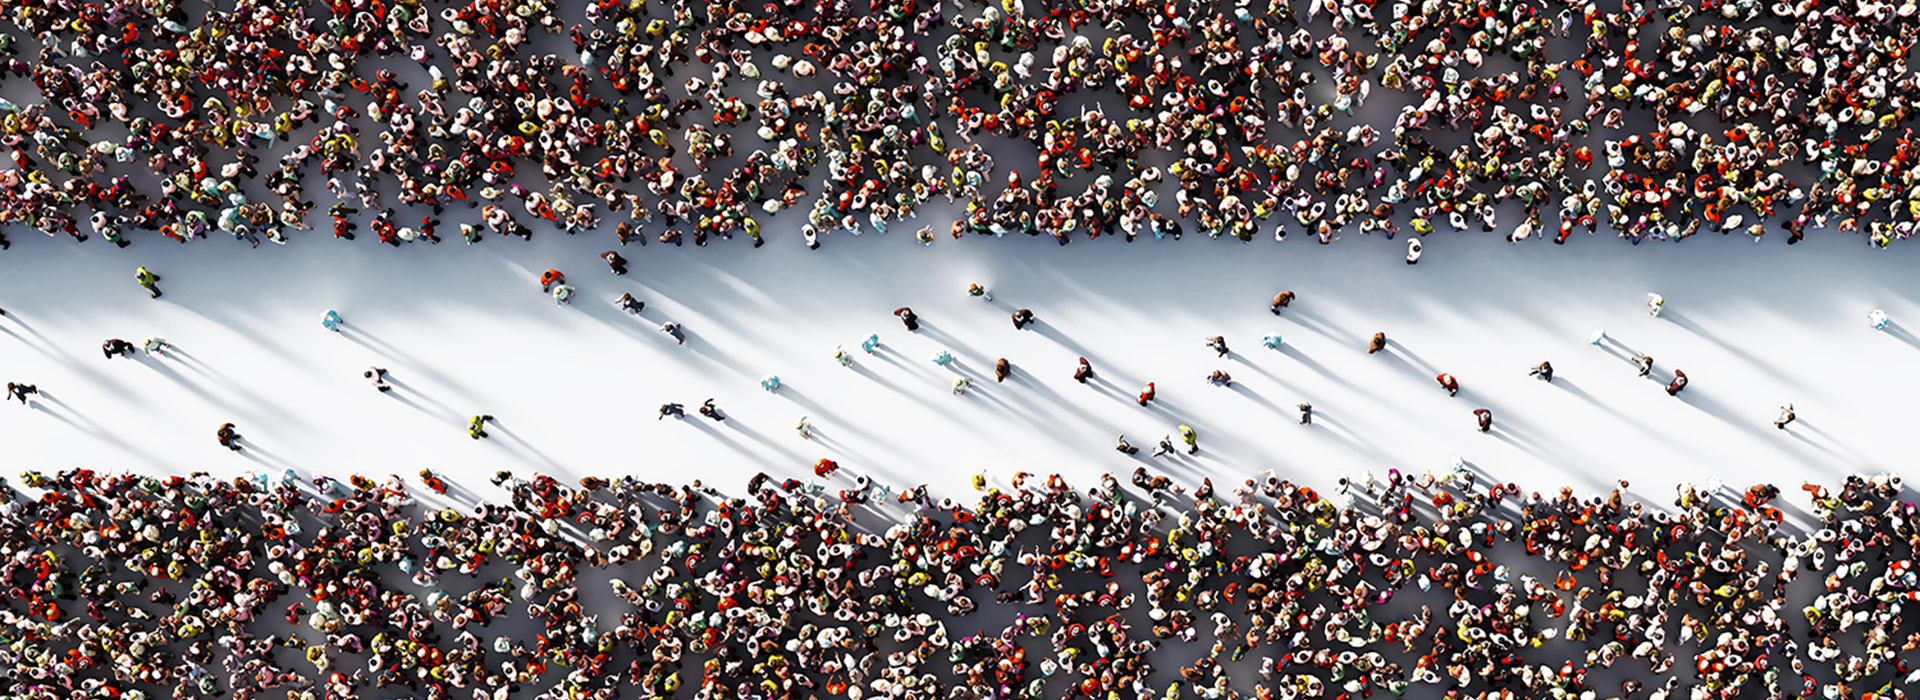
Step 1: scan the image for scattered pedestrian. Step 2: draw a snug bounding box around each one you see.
[616,293,645,313]
[553,284,577,306]
[952,377,973,396]
[1207,370,1232,387]
[1474,408,1493,432]
[1152,435,1175,457]
[660,322,685,344]
[468,414,493,439]
[1436,373,1460,396]
[760,375,781,391]
[1666,370,1688,396]
[1297,402,1313,425]
[1633,353,1654,377]
[1138,382,1156,406]
[658,403,685,419]
[932,350,954,367]
[835,345,853,366]
[860,334,880,353]
[1870,309,1891,330]
[1205,336,1230,358]
[1073,357,1093,383]
[6,382,36,404]
[1368,332,1387,354]
[102,338,136,359]
[1179,425,1198,454]
[1647,293,1665,317]
[216,422,242,450]
[602,251,629,275]
[365,367,392,392]
[893,307,920,331]
[1775,404,1796,429]
[699,399,725,422]
[321,309,343,332]
[135,267,162,299]
[796,416,813,440]
[1271,291,1295,315]
[967,284,992,301]
[540,269,566,293]
[1115,434,1139,455]
[1262,334,1282,349]
[142,337,171,356]
[994,358,1010,382]
[1530,361,1554,383]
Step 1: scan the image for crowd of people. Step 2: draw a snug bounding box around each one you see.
[0,0,1904,253]
[0,466,1914,700]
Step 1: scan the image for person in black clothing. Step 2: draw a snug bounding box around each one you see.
[893,307,919,331]
[1011,309,1035,330]
[103,339,137,359]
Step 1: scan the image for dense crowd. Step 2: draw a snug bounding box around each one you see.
[0,0,1911,251]
[1,467,1915,700]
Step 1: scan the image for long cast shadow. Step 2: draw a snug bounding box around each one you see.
[487,420,564,470]
[1883,321,1920,350]
[1665,310,1810,392]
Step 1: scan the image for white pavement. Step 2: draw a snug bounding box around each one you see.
[0,225,1912,512]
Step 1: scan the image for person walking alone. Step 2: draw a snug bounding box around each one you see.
[602,251,629,275]
[699,399,725,422]
[1271,291,1294,315]
[1530,361,1554,383]
[469,414,494,439]
[1632,353,1654,377]
[1205,336,1230,358]
[1666,370,1688,396]
[1297,402,1313,425]
[6,382,37,404]
[1775,404,1796,429]
[658,403,685,419]
[1073,357,1093,383]
[216,422,242,450]
[1368,332,1386,354]
[136,266,162,298]
[1011,309,1035,330]
[1474,408,1493,432]
[994,358,1010,382]
[893,307,920,331]
[1436,373,1459,396]
[1138,382,1156,406]
[365,367,392,392]
[321,309,343,332]
[1115,434,1139,455]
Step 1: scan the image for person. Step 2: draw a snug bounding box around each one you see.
[932,350,954,366]
[553,283,578,306]
[102,339,136,359]
[468,414,493,439]
[321,309,343,332]
[835,345,853,367]
[660,322,685,344]
[1297,402,1313,425]
[1647,293,1665,317]
[142,337,171,356]
[1406,239,1422,264]
[994,358,1010,382]
[1775,404,1796,429]
[699,399,725,422]
[1436,373,1460,396]
[860,334,880,353]
[760,375,781,391]
[540,269,566,293]
[893,307,919,331]
[1271,291,1294,315]
[1666,370,1688,396]
[1179,425,1198,454]
[216,422,242,450]
[1073,357,1093,383]
[616,293,645,313]
[1115,434,1139,455]
[1152,435,1175,457]
[135,266,162,299]
[796,416,813,440]
[6,382,36,404]
[1530,361,1554,383]
[1262,334,1282,349]
[1011,309,1035,330]
[1474,408,1493,432]
[1205,336,1229,358]
[658,403,685,419]
[967,284,992,301]
[813,459,839,478]
[1632,353,1654,377]
[365,367,392,392]
[1870,309,1891,330]
[1207,370,1232,387]
[602,251,629,275]
[952,377,973,395]
[1138,382,1155,406]
[1368,332,1386,354]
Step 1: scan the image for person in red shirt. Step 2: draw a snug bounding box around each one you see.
[1436,373,1460,396]
[540,269,566,293]
[1138,382,1156,406]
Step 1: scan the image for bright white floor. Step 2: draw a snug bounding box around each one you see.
[0,223,1911,512]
